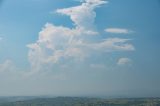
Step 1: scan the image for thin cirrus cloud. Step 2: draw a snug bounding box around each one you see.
[105,28,132,34]
[27,0,135,73]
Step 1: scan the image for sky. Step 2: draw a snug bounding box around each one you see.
[0,0,160,97]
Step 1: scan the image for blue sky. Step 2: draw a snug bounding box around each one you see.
[0,0,160,97]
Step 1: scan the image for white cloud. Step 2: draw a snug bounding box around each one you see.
[117,58,132,66]
[105,28,132,34]
[0,60,26,78]
[0,60,14,72]
[27,26,134,72]
[56,0,107,30]
[27,0,135,73]
[27,23,91,72]
[91,38,135,52]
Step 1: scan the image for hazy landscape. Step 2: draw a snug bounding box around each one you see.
[0,97,159,106]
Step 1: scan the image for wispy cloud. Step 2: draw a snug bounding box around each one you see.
[105,28,132,34]
[0,60,13,72]
[91,38,135,52]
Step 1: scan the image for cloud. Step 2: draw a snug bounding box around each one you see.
[0,0,137,96]
[27,26,134,72]
[0,60,26,75]
[0,60,14,72]
[91,38,135,52]
[0,60,26,79]
[105,28,132,34]
[27,23,92,72]
[56,0,107,30]
[117,58,132,66]
[27,0,135,73]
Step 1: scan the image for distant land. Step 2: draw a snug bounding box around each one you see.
[0,97,160,106]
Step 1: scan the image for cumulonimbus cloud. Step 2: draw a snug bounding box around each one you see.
[27,0,135,73]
